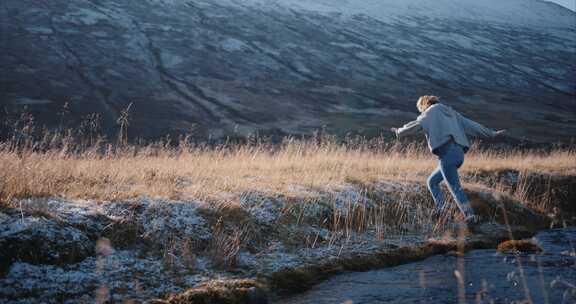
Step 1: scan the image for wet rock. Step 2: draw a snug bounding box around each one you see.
[0,215,93,274]
[162,279,268,304]
[497,240,543,254]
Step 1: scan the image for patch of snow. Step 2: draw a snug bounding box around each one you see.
[90,31,109,38]
[330,184,374,215]
[232,0,575,29]
[293,60,313,74]
[355,51,380,60]
[17,198,109,234]
[160,52,185,68]
[329,42,365,49]
[25,26,53,35]
[251,41,282,56]
[61,7,109,26]
[15,97,53,105]
[286,184,322,197]
[12,197,212,256]
[240,193,283,225]
[107,198,212,243]
[310,85,356,94]
[220,38,251,52]
[545,0,576,11]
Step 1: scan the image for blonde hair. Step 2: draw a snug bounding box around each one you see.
[417,95,439,112]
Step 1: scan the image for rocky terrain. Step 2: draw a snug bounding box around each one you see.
[1,170,575,303]
[1,0,575,141]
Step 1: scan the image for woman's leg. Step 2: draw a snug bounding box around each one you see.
[439,145,475,218]
[427,166,445,210]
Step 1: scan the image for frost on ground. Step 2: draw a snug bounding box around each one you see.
[0,251,208,303]
[0,198,215,302]
[0,179,556,303]
[0,214,93,272]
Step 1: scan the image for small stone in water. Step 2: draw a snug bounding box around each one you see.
[497,240,543,254]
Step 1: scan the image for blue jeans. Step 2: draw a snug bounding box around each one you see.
[427,140,474,217]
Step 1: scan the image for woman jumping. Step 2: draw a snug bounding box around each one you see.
[391,95,505,225]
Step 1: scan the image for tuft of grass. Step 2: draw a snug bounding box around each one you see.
[208,218,249,269]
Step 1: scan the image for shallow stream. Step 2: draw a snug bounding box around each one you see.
[280,228,576,304]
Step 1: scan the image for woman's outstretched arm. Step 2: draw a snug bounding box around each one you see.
[392,118,423,137]
[456,112,499,138]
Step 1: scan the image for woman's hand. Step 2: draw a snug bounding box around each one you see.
[495,129,506,137]
[390,127,399,138]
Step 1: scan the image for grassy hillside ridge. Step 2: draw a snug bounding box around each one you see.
[1,134,574,205]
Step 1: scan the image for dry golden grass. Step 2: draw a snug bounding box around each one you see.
[1,136,574,205]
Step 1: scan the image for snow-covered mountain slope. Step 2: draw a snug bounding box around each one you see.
[544,0,576,12]
[1,0,575,141]
[233,0,575,29]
